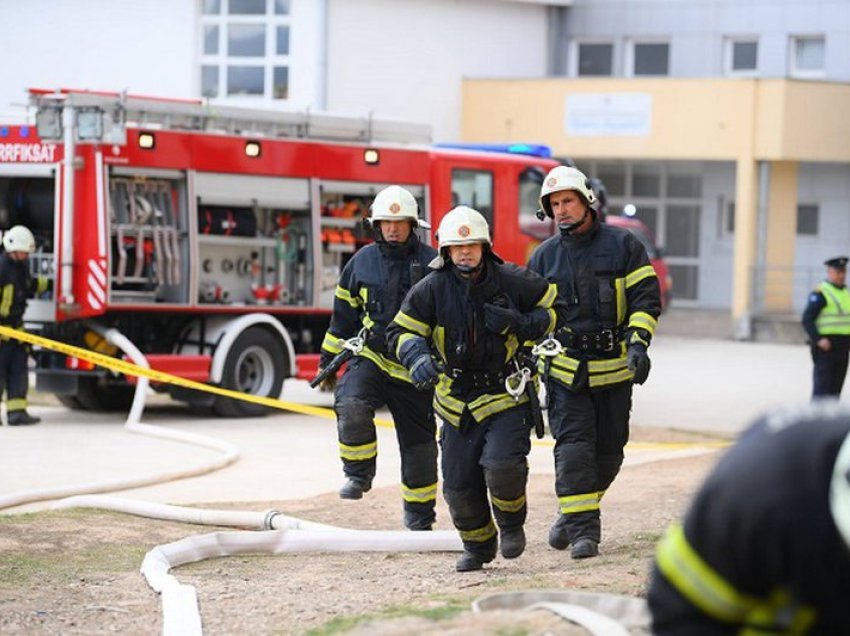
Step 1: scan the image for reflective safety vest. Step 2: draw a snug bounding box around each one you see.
[815,282,850,336]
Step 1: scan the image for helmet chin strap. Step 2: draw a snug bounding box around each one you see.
[558,209,590,236]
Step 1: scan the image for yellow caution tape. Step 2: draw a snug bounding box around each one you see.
[0,324,398,426]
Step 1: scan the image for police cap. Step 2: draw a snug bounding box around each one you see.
[825,256,849,270]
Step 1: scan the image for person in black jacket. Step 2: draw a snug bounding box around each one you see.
[528,166,661,559]
[387,205,562,572]
[649,402,850,634]
[801,256,850,399]
[0,225,48,426]
[317,186,439,530]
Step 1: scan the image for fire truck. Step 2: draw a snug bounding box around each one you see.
[0,88,557,415]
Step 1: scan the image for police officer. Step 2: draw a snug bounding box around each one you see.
[649,403,850,633]
[0,225,48,426]
[318,186,439,531]
[802,256,850,399]
[387,206,562,572]
[528,166,661,559]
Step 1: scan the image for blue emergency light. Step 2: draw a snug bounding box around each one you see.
[436,142,553,159]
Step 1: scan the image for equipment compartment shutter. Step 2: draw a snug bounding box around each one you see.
[194,172,310,209]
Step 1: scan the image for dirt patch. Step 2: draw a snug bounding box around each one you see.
[0,427,726,634]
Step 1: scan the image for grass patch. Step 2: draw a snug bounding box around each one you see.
[0,543,149,586]
[305,597,468,635]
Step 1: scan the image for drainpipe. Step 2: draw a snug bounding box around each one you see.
[60,101,76,308]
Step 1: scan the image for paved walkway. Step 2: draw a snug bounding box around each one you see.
[0,333,822,514]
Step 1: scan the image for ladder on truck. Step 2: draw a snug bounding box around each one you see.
[28,88,432,146]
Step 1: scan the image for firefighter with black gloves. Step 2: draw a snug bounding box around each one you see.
[649,403,850,634]
[0,225,49,426]
[317,186,439,531]
[528,166,661,559]
[387,206,562,572]
[802,256,850,399]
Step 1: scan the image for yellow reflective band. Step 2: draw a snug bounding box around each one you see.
[320,332,345,355]
[491,493,526,513]
[628,311,658,335]
[334,285,361,308]
[558,492,601,514]
[459,519,497,543]
[625,265,656,288]
[433,326,446,359]
[362,314,375,329]
[339,440,378,461]
[589,368,633,388]
[6,398,27,412]
[436,382,466,413]
[358,348,412,383]
[536,283,558,308]
[587,356,628,373]
[744,588,816,635]
[393,311,431,337]
[36,277,49,294]
[615,277,626,325]
[548,367,576,386]
[470,393,526,422]
[656,524,758,623]
[504,335,519,362]
[630,332,649,347]
[434,400,461,427]
[401,482,438,503]
[0,284,13,318]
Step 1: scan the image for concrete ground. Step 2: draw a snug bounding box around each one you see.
[0,327,823,515]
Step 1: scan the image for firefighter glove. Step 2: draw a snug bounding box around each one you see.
[484,303,521,335]
[627,344,651,385]
[409,353,441,391]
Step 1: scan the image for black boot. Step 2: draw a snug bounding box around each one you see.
[456,551,484,572]
[571,537,599,559]
[339,478,371,500]
[500,527,526,559]
[404,510,434,531]
[548,514,570,550]
[7,411,40,426]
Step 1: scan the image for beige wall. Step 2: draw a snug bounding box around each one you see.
[763,162,799,312]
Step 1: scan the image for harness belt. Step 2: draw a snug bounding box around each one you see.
[556,327,621,353]
[448,367,510,392]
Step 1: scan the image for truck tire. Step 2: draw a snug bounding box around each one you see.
[74,377,136,412]
[213,327,286,417]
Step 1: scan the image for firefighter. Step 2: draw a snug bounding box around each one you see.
[317,185,439,530]
[0,225,48,426]
[387,206,562,571]
[649,403,850,633]
[802,256,850,399]
[528,166,661,559]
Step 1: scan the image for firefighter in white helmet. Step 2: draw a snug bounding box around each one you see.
[527,166,661,559]
[388,206,564,572]
[0,225,48,425]
[650,403,850,633]
[317,185,439,530]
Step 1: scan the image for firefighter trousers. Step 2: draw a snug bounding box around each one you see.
[334,356,438,529]
[441,403,532,560]
[548,380,632,544]
[0,338,30,418]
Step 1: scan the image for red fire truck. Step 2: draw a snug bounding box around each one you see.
[0,89,557,415]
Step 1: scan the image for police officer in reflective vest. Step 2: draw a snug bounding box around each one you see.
[649,403,850,633]
[528,166,661,559]
[0,225,49,426]
[388,206,562,572]
[802,256,850,399]
[318,186,438,530]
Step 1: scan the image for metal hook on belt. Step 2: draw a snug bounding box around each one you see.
[343,327,367,355]
[531,334,563,358]
[505,363,532,401]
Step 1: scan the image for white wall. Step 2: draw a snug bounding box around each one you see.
[326,0,549,142]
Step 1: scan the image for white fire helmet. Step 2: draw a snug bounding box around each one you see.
[830,428,850,551]
[429,206,491,269]
[538,166,597,218]
[2,225,35,254]
[369,185,430,229]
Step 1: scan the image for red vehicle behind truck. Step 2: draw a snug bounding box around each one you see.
[0,88,558,414]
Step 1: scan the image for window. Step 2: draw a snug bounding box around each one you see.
[518,167,552,241]
[200,0,292,101]
[790,35,825,77]
[797,204,819,235]
[452,169,494,235]
[631,42,669,76]
[725,38,758,74]
[576,43,613,76]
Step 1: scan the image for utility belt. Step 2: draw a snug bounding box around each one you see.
[447,366,510,392]
[555,326,622,353]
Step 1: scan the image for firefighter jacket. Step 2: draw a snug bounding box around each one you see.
[649,408,850,634]
[802,281,850,342]
[387,254,561,428]
[527,216,661,390]
[0,252,48,328]
[320,236,437,383]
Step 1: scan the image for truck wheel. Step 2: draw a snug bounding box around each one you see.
[213,327,286,417]
[74,377,136,412]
